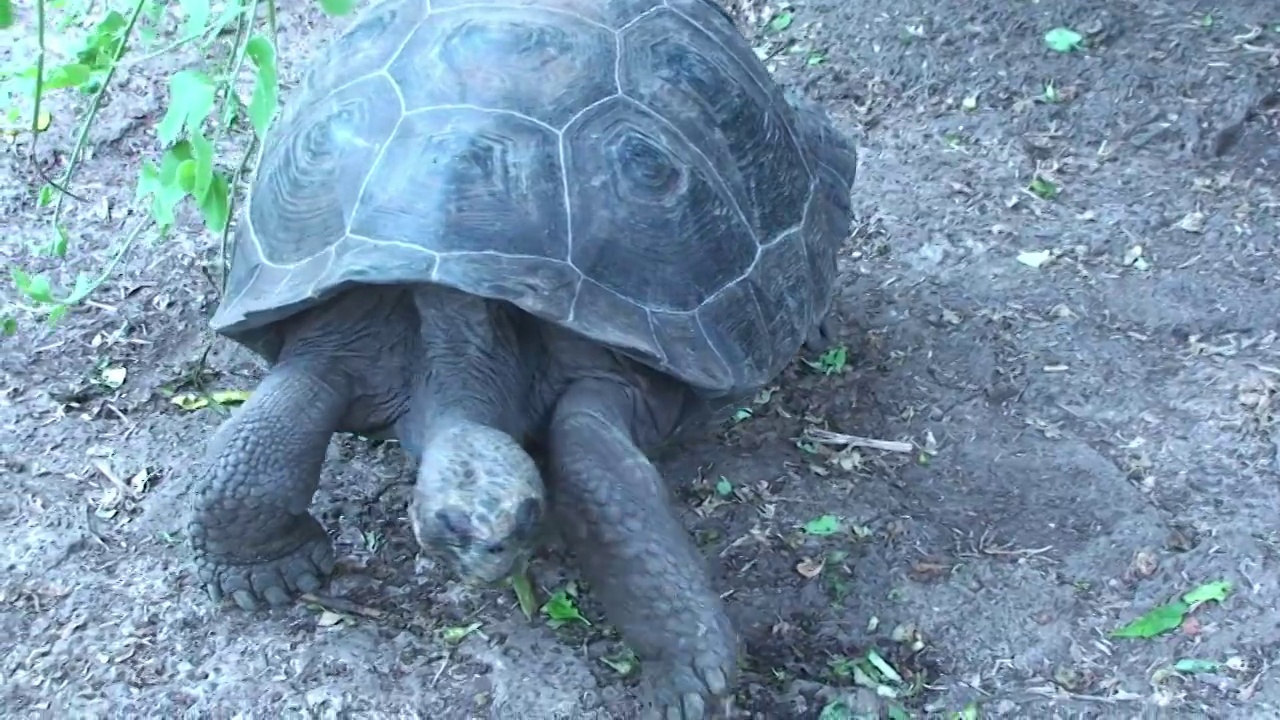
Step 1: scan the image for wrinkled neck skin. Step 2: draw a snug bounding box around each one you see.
[395,286,536,458]
[393,283,706,458]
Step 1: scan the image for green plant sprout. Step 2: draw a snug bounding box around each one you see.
[1,0,359,336]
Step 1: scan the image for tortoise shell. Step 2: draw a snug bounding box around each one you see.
[212,0,857,395]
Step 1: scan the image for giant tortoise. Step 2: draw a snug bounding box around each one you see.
[187,0,858,716]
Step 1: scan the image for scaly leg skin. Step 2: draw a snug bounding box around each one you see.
[548,379,738,720]
[188,361,348,610]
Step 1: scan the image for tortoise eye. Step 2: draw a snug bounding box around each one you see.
[514,498,541,539]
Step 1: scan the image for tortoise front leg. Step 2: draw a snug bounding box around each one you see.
[547,379,739,720]
[188,360,348,610]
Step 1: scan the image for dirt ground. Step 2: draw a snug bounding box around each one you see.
[2,0,1279,717]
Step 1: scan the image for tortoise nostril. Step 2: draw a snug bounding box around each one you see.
[435,508,474,542]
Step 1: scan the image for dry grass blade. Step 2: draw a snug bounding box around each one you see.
[298,592,387,620]
[803,427,914,453]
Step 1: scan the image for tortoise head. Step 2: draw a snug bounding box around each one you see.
[409,421,546,585]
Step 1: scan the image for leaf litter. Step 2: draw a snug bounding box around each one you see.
[1111,579,1232,639]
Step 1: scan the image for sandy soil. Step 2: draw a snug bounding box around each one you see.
[2,0,1279,717]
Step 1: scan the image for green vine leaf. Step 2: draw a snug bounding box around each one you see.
[199,173,231,232]
[188,129,215,203]
[177,0,212,38]
[156,70,216,146]
[318,0,357,16]
[44,64,92,91]
[76,11,129,72]
[0,0,13,29]
[64,272,97,305]
[1044,27,1084,53]
[12,269,54,304]
[137,143,194,231]
[207,0,250,46]
[46,225,69,258]
[245,35,279,140]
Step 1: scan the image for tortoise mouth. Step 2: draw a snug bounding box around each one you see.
[408,501,537,585]
[456,544,534,587]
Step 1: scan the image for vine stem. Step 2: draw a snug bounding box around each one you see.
[30,0,47,141]
[25,0,81,205]
[8,216,146,313]
[67,215,147,304]
[218,133,257,293]
[217,0,279,292]
[129,27,213,66]
[49,0,150,225]
[129,2,255,67]
[16,0,285,322]
[219,0,262,143]
[266,0,277,43]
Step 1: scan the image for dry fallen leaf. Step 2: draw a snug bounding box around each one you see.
[909,559,950,582]
[1017,249,1054,268]
[129,469,150,495]
[100,366,127,389]
[171,389,253,411]
[1180,615,1202,637]
[795,557,825,578]
[95,486,122,519]
[1176,211,1206,233]
[1123,244,1151,270]
[1132,549,1158,578]
[316,611,345,627]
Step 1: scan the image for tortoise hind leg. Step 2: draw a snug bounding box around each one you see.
[187,360,348,610]
[546,377,738,720]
